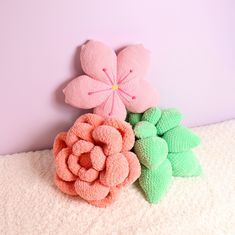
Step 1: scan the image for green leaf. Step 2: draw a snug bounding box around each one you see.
[156,108,183,135]
[134,121,157,139]
[163,126,200,152]
[142,107,162,125]
[134,136,168,169]
[139,159,172,203]
[127,112,142,127]
[168,151,202,176]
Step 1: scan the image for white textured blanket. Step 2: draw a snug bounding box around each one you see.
[1,120,235,235]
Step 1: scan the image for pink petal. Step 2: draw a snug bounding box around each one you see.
[88,187,121,208]
[80,40,117,84]
[54,174,77,196]
[117,44,150,84]
[63,75,112,109]
[119,80,158,113]
[99,153,129,187]
[74,179,110,201]
[93,92,127,120]
[119,152,141,187]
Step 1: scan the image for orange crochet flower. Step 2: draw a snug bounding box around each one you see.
[53,113,141,207]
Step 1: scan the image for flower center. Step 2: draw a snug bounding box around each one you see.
[112,84,119,90]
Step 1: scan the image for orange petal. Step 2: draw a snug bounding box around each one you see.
[74,179,109,201]
[55,148,76,181]
[78,167,99,182]
[54,174,77,196]
[88,187,121,208]
[90,146,107,171]
[99,153,129,187]
[104,118,135,151]
[67,154,81,175]
[92,125,122,155]
[70,122,94,141]
[66,123,93,147]
[65,130,79,147]
[53,132,67,157]
[72,140,94,156]
[77,113,105,127]
[119,151,141,187]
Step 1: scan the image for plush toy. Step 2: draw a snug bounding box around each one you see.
[53,40,202,207]
[53,113,141,207]
[63,40,157,120]
[127,107,202,203]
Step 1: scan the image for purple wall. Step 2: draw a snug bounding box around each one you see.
[0,0,235,154]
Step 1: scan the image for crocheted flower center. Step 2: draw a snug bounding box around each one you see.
[112,84,119,90]
[88,68,137,116]
[79,153,92,169]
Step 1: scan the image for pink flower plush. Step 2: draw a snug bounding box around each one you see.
[63,40,158,120]
[53,113,141,207]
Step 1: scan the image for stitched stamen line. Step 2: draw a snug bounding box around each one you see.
[118,91,131,104]
[103,68,114,84]
[109,92,115,116]
[118,69,133,84]
[118,88,136,100]
[88,88,112,95]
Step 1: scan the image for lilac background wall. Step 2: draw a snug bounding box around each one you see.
[0,0,235,154]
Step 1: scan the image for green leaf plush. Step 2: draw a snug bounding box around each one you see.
[163,126,200,152]
[134,136,168,169]
[134,121,157,139]
[156,108,183,135]
[139,160,172,203]
[168,151,202,176]
[142,107,162,125]
[128,107,202,204]
[127,112,142,126]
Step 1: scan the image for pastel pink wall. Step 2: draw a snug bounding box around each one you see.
[0,0,234,154]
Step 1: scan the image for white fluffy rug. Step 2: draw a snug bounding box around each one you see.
[1,120,235,235]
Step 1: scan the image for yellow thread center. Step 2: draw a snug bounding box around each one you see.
[112,84,119,90]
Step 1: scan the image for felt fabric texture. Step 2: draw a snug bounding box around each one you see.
[63,40,157,120]
[53,113,141,207]
[1,120,235,235]
[127,107,202,203]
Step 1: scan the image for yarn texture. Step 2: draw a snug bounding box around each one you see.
[63,40,158,120]
[53,113,141,207]
[127,107,202,203]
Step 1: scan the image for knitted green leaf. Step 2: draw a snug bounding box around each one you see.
[134,121,157,139]
[139,159,172,203]
[163,126,200,152]
[127,107,202,204]
[134,136,168,169]
[156,108,183,135]
[168,151,202,176]
[127,113,142,126]
[142,107,161,125]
